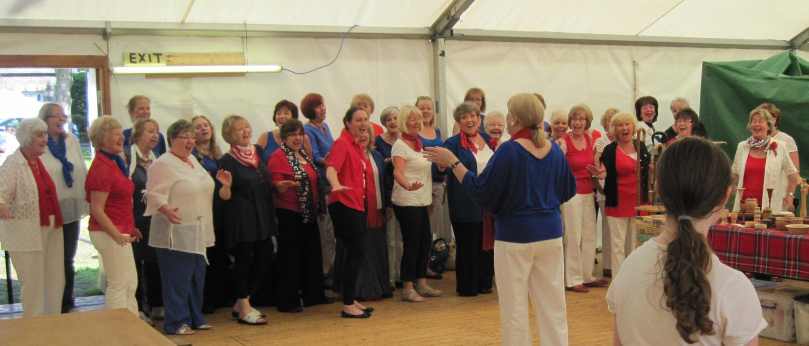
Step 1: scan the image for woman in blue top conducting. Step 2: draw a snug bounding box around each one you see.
[425,93,576,346]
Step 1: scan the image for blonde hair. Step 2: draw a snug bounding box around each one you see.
[484,111,505,126]
[611,112,637,130]
[550,110,568,124]
[601,108,619,130]
[221,114,250,145]
[755,102,781,127]
[747,108,775,135]
[89,116,122,148]
[130,118,160,146]
[191,115,223,159]
[397,105,423,134]
[351,94,375,115]
[568,104,594,129]
[415,96,435,127]
[507,93,546,148]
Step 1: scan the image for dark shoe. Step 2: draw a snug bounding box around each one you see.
[479,288,493,294]
[341,310,371,319]
[362,307,374,314]
[584,278,610,288]
[566,285,589,293]
[278,306,303,313]
[381,292,393,299]
[395,281,403,288]
[458,292,478,297]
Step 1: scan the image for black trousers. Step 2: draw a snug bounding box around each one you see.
[233,238,273,299]
[452,221,493,295]
[132,225,163,311]
[203,243,233,311]
[329,202,366,306]
[62,221,79,311]
[276,208,327,310]
[393,206,432,283]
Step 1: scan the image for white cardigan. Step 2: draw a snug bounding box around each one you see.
[732,139,797,213]
[145,153,215,257]
[40,134,88,223]
[0,150,48,251]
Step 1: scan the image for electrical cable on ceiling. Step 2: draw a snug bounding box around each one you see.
[282,25,359,75]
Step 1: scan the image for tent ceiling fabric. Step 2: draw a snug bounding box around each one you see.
[1,0,808,45]
[1,0,452,28]
[455,0,809,41]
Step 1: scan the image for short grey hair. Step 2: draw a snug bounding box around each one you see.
[166,119,195,147]
[379,106,399,125]
[37,103,63,122]
[452,102,480,122]
[16,118,47,148]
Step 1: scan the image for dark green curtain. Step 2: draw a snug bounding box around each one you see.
[700,51,809,174]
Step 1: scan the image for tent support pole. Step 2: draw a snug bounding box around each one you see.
[432,38,449,137]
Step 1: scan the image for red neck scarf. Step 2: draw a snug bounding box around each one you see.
[30,158,63,228]
[401,133,422,152]
[511,127,535,141]
[461,130,497,153]
[230,144,258,168]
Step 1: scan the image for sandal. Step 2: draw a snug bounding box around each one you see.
[237,309,268,325]
[402,289,425,302]
[170,324,195,335]
[416,285,443,297]
[231,308,267,319]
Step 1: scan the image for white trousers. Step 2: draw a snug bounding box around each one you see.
[494,238,568,346]
[561,193,597,287]
[385,208,403,283]
[10,227,64,317]
[90,231,138,315]
[604,216,637,276]
[429,182,453,242]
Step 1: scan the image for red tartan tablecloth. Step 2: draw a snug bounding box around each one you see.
[708,224,809,281]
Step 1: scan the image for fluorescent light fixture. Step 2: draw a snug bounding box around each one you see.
[113,64,283,74]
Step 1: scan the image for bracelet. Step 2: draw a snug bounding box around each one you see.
[450,161,462,169]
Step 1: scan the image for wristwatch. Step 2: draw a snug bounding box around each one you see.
[450,161,462,169]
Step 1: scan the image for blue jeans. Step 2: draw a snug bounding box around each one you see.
[155,248,207,333]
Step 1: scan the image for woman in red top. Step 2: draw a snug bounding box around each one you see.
[0,118,65,317]
[597,113,650,276]
[325,106,375,319]
[731,108,799,213]
[558,104,608,293]
[268,119,328,313]
[85,116,141,315]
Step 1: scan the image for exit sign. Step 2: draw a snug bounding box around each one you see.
[124,52,166,66]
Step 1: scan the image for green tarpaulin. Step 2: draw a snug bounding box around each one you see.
[700,51,809,175]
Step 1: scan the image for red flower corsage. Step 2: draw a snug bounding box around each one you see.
[769,141,778,156]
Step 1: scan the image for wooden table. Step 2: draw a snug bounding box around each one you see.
[0,309,175,346]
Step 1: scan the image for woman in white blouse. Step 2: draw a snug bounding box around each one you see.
[37,103,88,313]
[392,105,441,302]
[0,118,65,317]
[731,108,800,213]
[145,120,230,335]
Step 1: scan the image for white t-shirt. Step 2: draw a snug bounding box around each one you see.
[606,238,767,346]
[773,131,798,153]
[473,144,494,175]
[391,139,432,207]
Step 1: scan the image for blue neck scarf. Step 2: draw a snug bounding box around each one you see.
[99,150,128,177]
[47,134,74,188]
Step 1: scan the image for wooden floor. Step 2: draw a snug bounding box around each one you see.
[176,272,794,346]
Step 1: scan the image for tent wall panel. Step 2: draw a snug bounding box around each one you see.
[445,40,796,133]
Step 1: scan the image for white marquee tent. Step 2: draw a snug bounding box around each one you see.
[1,0,808,135]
